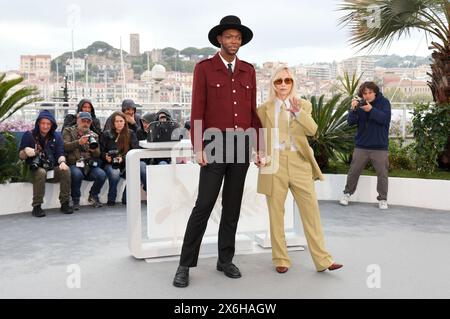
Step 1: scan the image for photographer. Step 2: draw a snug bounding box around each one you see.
[103,99,143,133]
[18,110,73,217]
[63,112,106,210]
[136,112,157,141]
[62,99,102,137]
[101,111,147,206]
[339,82,392,210]
[149,109,180,165]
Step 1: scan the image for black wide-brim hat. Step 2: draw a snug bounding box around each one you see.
[208,15,253,48]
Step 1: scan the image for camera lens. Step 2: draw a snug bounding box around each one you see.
[30,155,41,171]
[88,136,98,149]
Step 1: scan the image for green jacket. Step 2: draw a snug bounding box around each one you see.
[63,125,101,166]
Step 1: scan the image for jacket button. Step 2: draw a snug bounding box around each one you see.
[235,114,238,117]
[233,90,236,93]
[235,125,238,129]
[246,86,249,89]
[216,84,220,87]
[234,102,237,105]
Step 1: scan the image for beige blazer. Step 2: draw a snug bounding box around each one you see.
[256,98,324,196]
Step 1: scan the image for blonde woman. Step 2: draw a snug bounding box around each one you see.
[256,66,342,274]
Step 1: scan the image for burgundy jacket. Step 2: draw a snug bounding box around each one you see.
[190,53,262,152]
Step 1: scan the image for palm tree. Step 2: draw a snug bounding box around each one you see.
[0,73,42,184]
[308,94,357,169]
[0,73,42,124]
[337,0,449,105]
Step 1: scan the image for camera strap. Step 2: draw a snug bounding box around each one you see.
[33,132,49,155]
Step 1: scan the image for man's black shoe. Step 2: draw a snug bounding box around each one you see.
[173,266,189,288]
[217,262,241,279]
[60,202,74,214]
[31,205,46,218]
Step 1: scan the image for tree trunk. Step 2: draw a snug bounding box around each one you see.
[427,43,450,105]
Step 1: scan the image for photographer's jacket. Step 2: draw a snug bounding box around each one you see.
[62,126,101,165]
[190,53,262,152]
[100,129,139,170]
[62,99,103,137]
[19,110,65,167]
[347,92,391,150]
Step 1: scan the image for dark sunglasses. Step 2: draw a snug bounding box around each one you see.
[273,78,293,85]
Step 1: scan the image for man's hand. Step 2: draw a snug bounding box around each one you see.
[361,101,373,112]
[24,147,36,158]
[125,114,136,125]
[79,135,89,146]
[195,151,207,167]
[59,162,69,171]
[351,99,359,110]
[288,97,301,114]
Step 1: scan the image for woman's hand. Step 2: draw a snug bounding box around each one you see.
[254,152,266,168]
[105,155,112,163]
[288,97,301,114]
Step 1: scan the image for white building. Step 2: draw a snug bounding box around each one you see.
[340,56,375,81]
[66,58,86,74]
[20,55,51,79]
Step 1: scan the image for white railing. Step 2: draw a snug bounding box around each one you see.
[10,101,192,128]
[10,100,416,139]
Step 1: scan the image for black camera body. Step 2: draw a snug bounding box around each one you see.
[358,99,367,108]
[87,159,99,168]
[88,135,99,150]
[147,121,181,143]
[30,153,53,171]
[107,150,121,169]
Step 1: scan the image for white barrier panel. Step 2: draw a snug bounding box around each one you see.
[127,142,303,259]
[146,164,294,240]
[1,174,449,217]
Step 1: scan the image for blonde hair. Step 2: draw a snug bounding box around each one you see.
[268,66,298,102]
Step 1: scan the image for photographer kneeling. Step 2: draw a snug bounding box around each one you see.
[101,111,147,206]
[19,110,73,217]
[63,112,106,210]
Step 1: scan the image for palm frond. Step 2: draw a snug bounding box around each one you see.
[0,74,42,124]
[337,0,449,53]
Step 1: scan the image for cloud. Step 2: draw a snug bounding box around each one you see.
[0,0,432,71]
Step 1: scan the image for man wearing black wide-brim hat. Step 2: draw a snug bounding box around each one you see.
[173,15,263,288]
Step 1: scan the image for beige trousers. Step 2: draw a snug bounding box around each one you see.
[266,150,334,271]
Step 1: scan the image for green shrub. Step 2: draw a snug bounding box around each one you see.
[412,103,450,174]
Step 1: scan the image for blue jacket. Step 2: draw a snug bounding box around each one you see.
[347,92,391,150]
[19,110,65,166]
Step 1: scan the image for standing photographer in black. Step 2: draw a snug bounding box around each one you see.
[63,112,106,210]
[19,110,73,217]
[149,108,180,165]
[339,82,392,210]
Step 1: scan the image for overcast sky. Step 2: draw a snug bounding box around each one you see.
[0,0,432,71]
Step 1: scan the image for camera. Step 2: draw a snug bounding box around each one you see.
[30,153,53,171]
[147,121,181,143]
[87,159,99,168]
[107,150,121,169]
[358,99,367,108]
[88,135,99,150]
